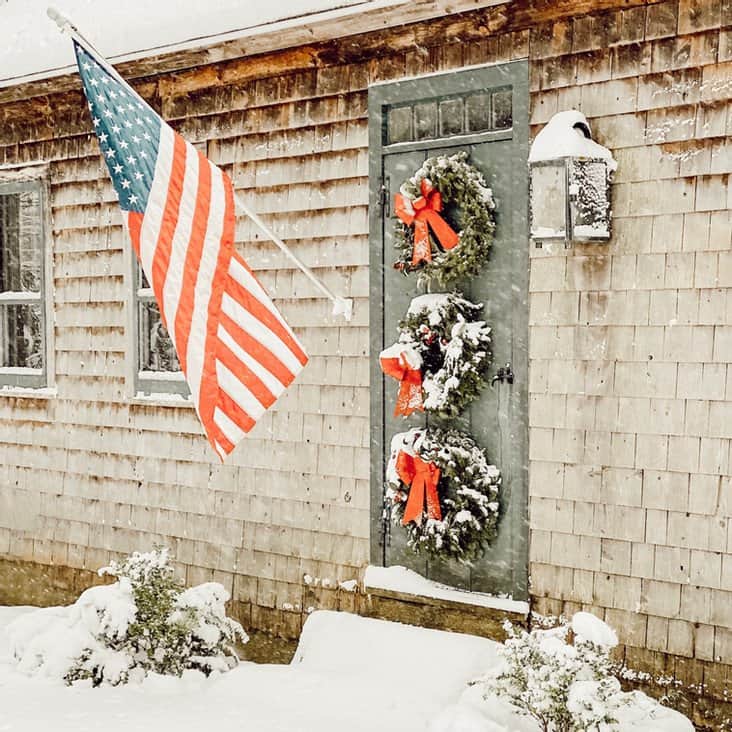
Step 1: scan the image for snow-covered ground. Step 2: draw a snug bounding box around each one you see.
[0,606,692,732]
[0,606,496,732]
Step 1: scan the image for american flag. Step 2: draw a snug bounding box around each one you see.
[73,42,308,460]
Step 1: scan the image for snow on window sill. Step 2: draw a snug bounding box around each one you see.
[0,384,56,399]
[364,565,530,616]
[134,370,192,408]
[138,370,186,381]
[131,391,194,409]
[0,291,41,302]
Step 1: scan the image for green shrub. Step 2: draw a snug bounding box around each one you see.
[61,548,248,686]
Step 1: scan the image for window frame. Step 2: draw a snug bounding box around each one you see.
[384,84,514,147]
[0,176,50,390]
[131,259,189,398]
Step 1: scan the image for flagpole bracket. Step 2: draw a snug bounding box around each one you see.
[332,296,354,322]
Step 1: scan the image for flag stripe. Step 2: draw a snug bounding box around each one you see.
[218,311,295,387]
[186,167,228,407]
[217,322,287,397]
[217,389,256,434]
[138,126,175,280]
[229,254,307,362]
[216,359,266,422]
[196,173,236,435]
[126,211,144,257]
[210,422,235,457]
[150,135,188,317]
[220,292,305,377]
[213,406,246,446]
[216,339,276,410]
[225,276,307,368]
[173,150,212,372]
[162,147,201,354]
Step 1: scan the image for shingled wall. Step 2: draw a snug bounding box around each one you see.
[0,0,731,707]
[525,1,732,703]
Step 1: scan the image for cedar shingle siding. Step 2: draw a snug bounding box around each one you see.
[0,0,731,700]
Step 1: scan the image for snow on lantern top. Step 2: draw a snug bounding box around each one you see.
[528,110,616,246]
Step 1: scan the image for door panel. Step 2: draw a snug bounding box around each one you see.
[369,62,529,599]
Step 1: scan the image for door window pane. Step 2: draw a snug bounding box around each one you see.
[492,90,513,129]
[387,106,413,144]
[386,87,513,143]
[439,98,464,137]
[414,101,437,140]
[466,93,491,133]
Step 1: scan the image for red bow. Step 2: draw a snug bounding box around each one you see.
[379,349,423,417]
[394,179,460,266]
[396,450,442,525]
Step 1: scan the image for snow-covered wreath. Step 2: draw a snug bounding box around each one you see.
[394,151,495,287]
[379,292,492,420]
[386,427,501,563]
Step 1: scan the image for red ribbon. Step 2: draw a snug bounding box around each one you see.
[396,450,442,525]
[379,350,423,417]
[394,179,460,266]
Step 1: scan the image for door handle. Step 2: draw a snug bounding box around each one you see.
[491,363,514,388]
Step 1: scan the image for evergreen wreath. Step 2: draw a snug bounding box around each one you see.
[394,151,495,287]
[386,427,501,564]
[384,292,492,420]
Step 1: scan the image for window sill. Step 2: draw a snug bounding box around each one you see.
[0,385,56,400]
[130,392,195,409]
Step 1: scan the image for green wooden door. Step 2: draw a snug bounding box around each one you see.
[369,62,530,599]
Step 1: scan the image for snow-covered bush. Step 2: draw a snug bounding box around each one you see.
[481,613,626,732]
[6,548,247,686]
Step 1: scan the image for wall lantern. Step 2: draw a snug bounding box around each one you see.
[528,110,617,247]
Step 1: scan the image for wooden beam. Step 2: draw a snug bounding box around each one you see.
[0,0,509,103]
[0,0,654,110]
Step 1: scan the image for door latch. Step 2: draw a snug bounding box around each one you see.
[380,497,392,548]
[491,363,515,387]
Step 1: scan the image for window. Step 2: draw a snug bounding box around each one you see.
[386,88,513,145]
[0,179,46,388]
[134,262,188,396]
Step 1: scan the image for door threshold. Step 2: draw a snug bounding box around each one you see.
[364,565,529,617]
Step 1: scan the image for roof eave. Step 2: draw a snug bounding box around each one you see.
[0,0,511,103]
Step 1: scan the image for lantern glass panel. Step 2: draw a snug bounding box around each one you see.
[530,162,567,239]
[570,159,610,239]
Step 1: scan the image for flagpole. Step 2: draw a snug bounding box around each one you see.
[233,192,353,319]
[47,7,354,322]
[47,8,130,87]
